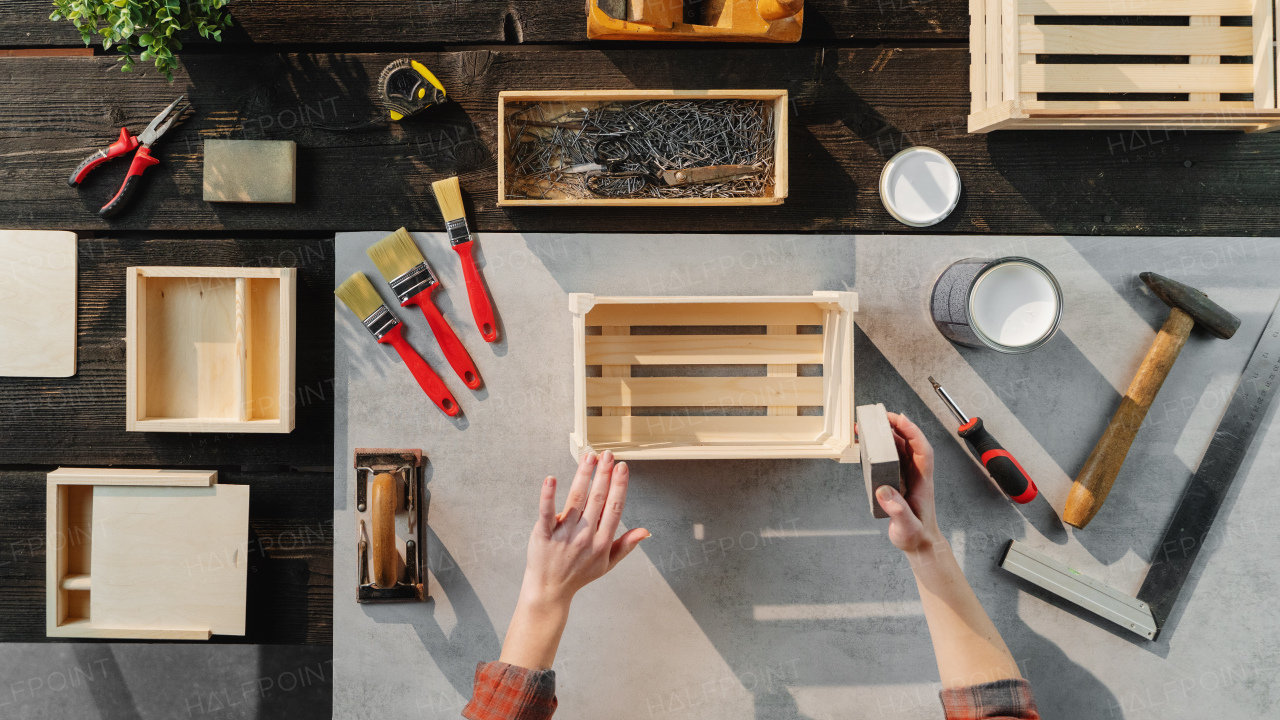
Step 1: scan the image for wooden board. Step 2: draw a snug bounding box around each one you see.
[89,484,250,636]
[857,403,901,519]
[0,238,331,467]
[0,230,77,377]
[0,0,964,46]
[8,50,1280,234]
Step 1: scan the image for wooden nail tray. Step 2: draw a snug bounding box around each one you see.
[498,89,788,207]
[46,468,250,640]
[126,267,296,433]
[569,292,858,461]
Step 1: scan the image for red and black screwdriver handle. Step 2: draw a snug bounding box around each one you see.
[402,288,484,390]
[68,127,138,187]
[957,417,1038,504]
[377,324,460,417]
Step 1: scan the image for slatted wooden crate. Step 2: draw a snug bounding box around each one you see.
[970,0,1280,132]
[569,292,858,461]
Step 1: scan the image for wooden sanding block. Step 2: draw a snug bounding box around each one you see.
[857,403,901,518]
[203,140,296,203]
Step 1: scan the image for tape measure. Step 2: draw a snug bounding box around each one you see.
[314,58,446,131]
[381,59,447,122]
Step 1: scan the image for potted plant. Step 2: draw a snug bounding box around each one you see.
[49,0,233,80]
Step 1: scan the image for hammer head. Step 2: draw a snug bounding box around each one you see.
[1140,272,1240,340]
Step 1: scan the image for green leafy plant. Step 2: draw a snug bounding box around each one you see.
[50,0,232,81]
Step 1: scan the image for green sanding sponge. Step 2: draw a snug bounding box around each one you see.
[203,140,297,203]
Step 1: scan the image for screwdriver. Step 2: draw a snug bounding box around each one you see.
[929,377,1038,504]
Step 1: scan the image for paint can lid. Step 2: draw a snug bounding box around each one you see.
[879,147,961,227]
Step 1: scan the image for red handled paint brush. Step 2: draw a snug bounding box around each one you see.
[335,272,460,417]
[431,176,499,343]
[366,227,483,390]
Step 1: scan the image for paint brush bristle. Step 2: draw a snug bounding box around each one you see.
[334,272,386,320]
[431,176,466,223]
[367,227,427,281]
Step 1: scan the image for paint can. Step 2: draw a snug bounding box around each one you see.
[879,147,961,227]
[931,257,1063,354]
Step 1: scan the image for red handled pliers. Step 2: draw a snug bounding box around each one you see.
[68,95,191,218]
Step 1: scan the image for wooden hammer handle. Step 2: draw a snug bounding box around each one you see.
[371,472,400,589]
[1064,308,1196,528]
[758,0,803,21]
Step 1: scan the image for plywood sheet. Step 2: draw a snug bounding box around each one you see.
[89,484,249,635]
[0,230,76,376]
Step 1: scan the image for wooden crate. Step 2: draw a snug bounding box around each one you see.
[498,89,788,206]
[46,468,249,640]
[970,0,1280,132]
[569,292,858,461]
[126,267,296,433]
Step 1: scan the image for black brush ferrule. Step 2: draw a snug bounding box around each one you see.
[445,217,471,247]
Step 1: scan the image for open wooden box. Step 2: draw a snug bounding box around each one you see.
[46,468,249,640]
[126,267,296,433]
[498,89,788,206]
[970,0,1280,132]
[569,292,858,461]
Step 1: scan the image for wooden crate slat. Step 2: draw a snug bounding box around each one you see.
[1020,64,1254,94]
[585,302,824,326]
[1023,100,1258,109]
[1020,25,1253,56]
[987,0,1003,105]
[585,334,825,365]
[972,0,988,113]
[1019,0,1253,15]
[587,415,825,444]
[1254,0,1277,107]
[586,376,825,407]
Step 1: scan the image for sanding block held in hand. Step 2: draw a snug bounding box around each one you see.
[370,472,400,590]
[857,403,901,518]
[202,140,297,204]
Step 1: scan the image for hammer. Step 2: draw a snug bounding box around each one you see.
[1064,273,1240,529]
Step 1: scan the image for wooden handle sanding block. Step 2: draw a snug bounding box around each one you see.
[202,140,297,203]
[857,403,902,519]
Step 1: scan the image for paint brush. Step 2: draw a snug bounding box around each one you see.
[367,227,483,390]
[335,272,460,417]
[431,176,499,343]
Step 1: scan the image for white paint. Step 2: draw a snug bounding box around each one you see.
[970,261,1059,348]
[693,523,705,540]
[879,147,961,227]
[752,601,923,621]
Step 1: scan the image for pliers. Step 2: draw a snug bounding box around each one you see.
[68,95,191,218]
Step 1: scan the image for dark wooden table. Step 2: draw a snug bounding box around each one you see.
[2,0,1279,647]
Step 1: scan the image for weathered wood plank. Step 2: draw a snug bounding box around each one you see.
[0,238,334,467]
[2,0,967,46]
[4,49,1280,236]
[0,470,332,643]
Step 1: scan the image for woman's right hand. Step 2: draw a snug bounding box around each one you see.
[875,412,945,555]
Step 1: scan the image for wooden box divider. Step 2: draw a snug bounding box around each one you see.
[970,0,1280,132]
[126,267,296,433]
[498,89,788,206]
[569,292,858,461]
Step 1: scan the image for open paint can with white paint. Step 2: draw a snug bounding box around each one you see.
[880,146,961,227]
[931,257,1063,354]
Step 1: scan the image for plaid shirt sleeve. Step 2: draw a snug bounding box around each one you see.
[939,679,1040,720]
[462,661,558,720]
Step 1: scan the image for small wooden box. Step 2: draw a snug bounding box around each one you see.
[498,89,788,206]
[126,267,296,433]
[46,468,250,640]
[970,0,1280,132]
[569,292,857,461]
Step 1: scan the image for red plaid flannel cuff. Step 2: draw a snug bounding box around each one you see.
[462,661,558,720]
[939,678,1040,720]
